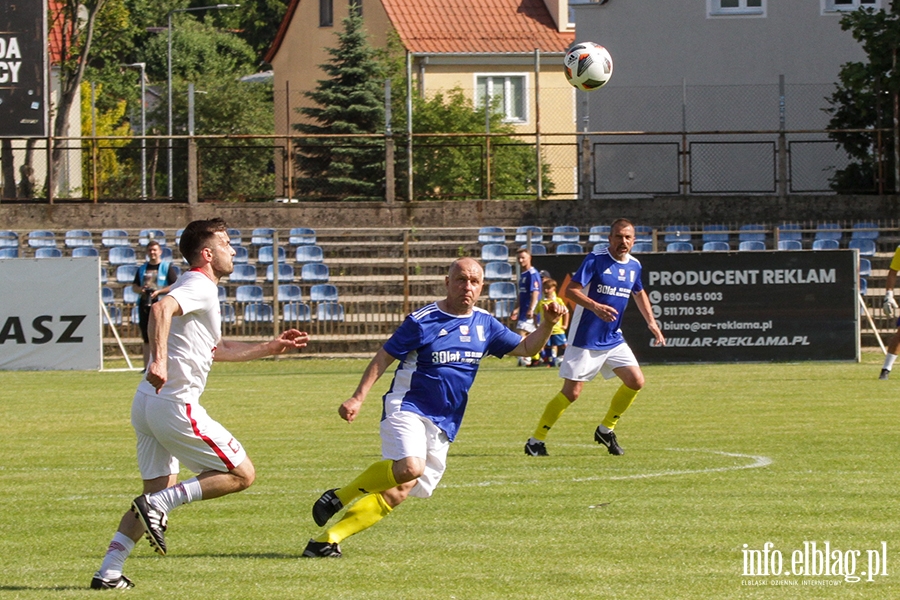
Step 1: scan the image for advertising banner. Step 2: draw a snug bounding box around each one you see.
[534,250,859,363]
[0,257,102,370]
[0,0,48,137]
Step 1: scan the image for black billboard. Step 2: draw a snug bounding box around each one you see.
[0,1,47,137]
[533,250,859,363]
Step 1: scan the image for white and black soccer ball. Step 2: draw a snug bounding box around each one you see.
[563,42,613,91]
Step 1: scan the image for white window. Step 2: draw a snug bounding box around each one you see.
[708,0,765,16]
[824,0,879,12]
[475,75,527,124]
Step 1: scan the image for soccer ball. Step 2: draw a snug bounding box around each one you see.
[563,42,613,91]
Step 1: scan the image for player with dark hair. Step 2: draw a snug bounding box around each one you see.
[91,219,309,589]
[303,257,567,557]
[524,219,665,457]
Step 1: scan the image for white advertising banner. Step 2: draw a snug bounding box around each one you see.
[0,257,102,370]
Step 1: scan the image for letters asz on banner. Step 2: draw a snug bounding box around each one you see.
[534,250,859,363]
[0,257,102,370]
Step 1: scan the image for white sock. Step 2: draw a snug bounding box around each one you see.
[148,477,203,514]
[883,354,898,371]
[97,532,135,579]
[596,424,612,434]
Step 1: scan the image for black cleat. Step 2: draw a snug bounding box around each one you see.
[90,573,134,589]
[524,439,548,456]
[880,368,890,380]
[302,539,342,558]
[132,494,168,556]
[312,488,343,527]
[594,426,624,455]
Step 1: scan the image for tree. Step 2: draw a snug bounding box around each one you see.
[826,2,900,193]
[80,82,135,199]
[293,14,386,200]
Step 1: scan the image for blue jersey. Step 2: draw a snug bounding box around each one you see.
[568,249,644,350]
[381,303,522,441]
[517,267,542,313]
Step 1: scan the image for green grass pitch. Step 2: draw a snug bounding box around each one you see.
[0,354,897,598]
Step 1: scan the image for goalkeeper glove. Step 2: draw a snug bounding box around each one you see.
[884,291,898,317]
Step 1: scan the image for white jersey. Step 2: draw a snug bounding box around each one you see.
[136,269,221,403]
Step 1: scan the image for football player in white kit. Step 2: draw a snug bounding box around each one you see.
[91,218,309,589]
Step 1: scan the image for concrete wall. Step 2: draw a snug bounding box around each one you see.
[2,195,899,231]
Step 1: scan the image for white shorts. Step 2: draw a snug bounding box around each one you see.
[516,317,537,334]
[131,390,247,480]
[558,344,639,382]
[380,409,450,499]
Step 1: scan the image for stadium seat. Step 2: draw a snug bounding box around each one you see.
[777,240,802,251]
[28,230,57,248]
[859,278,868,295]
[551,226,579,244]
[777,223,803,242]
[100,267,108,283]
[250,228,275,246]
[738,241,766,251]
[301,262,330,282]
[101,286,115,304]
[848,239,876,256]
[102,229,130,247]
[258,245,287,264]
[664,226,692,243]
[515,226,543,244]
[283,302,312,322]
[701,224,729,243]
[488,282,516,300]
[481,244,509,262]
[851,222,879,241]
[310,284,339,303]
[478,226,505,244]
[814,223,842,242]
[218,286,228,302]
[493,298,515,319]
[116,264,138,283]
[226,228,242,246]
[130,305,141,325]
[528,243,547,255]
[160,247,173,261]
[0,247,19,259]
[108,246,137,265]
[220,303,236,324]
[229,264,258,283]
[634,226,653,243]
[738,224,766,243]
[65,229,94,248]
[123,286,140,304]
[556,243,584,254]
[484,261,513,281]
[295,245,324,264]
[666,242,693,252]
[266,263,295,282]
[859,258,872,277]
[72,247,99,257]
[812,239,839,250]
[35,247,62,258]
[103,306,123,326]
[232,246,249,264]
[0,230,18,248]
[235,285,264,303]
[244,303,274,323]
[289,227,317,246]
[631,242,653,253]
[139,229,166,246]
[588,225,610,243]
[593,242,610,252]
[702,241,730,252]
[277,284,303,302]
[316,302,345,322]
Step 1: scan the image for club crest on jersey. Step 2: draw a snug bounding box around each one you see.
[617,268,626,281]
[459,324,471,342]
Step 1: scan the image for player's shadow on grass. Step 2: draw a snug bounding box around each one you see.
[0,585,88,591]
[136,551,302,560]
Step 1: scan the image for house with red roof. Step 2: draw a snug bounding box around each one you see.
[265,0,578,198]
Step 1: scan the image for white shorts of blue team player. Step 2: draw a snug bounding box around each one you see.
[380,405,450,500]
[515,317,537,334]
[559,344,640,382]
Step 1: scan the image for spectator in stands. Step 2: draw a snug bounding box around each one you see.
[537,278,569,367]
[880,246,900,379]
[133,240,178,369]
[91,218,309,590]
[510,247,543,366]
[523,219,666,458]
[302,257,567,558]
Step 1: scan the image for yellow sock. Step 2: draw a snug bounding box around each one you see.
[335,459,398,506]
[533,392,573,441]
[601,384,640,430]
[316,493,393,544]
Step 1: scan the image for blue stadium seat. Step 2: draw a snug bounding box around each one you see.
[28,230,57,248]
[859,278,868,295]
[488,282,516,300]
[812,239,839,250]
[484,261,513,281]
[65,229,94,248]
[101,286,115,304]
[478,226,505,244]
[481,244,509,262]
[131,305,141,325]
[220,303,236,324]
[102,229,130,247]
[244,303,274,323]
[588,225,610,243]
[258,245,287,264]
[666,242,693,252]
[301,262,330,282]
[289,227,317,246]
[848,239,876,256]
[702,224,729,243]
[664,226,692,243]
[266,263,295,282]
[0,248,18,259]
[593,242,610,252]
[777,240,802,251]
[859,258,872,277]
[116,264,138,283]
[777,223,803,242]
[738,241,766,251]
[108,246,137,265]
[551,226,579,244]
[814,223,842,241]
[103,306,123,326]
[295,245,324,263]
[35,247,62,258]
[218,286,228,302]
[232,246,249,264]
[310,284,339,303]
[493,298,515,319]
[283,302,311,322]
[556,243,584,255]
[250,228,275,246]
[139,229,166,246]
[528,243,547,255]
[316,302,345,322]
[235,285,264,303]
[123,286,141,304]
[515,226,543,244]
[634,226,653,243]
[631,242,653,253]
[226,228,242,246]
[851,222,879,241]
[229,264,257,283]
[738,224,766,243]
[702,241,730,252]
[0,230,19,248]
[278,284,303,302]
[72,247,99,257]
[100,267,108,283]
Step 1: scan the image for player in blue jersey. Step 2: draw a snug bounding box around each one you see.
[303,257,567,557]
[524,219,665,457]
[511,247,543,366]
